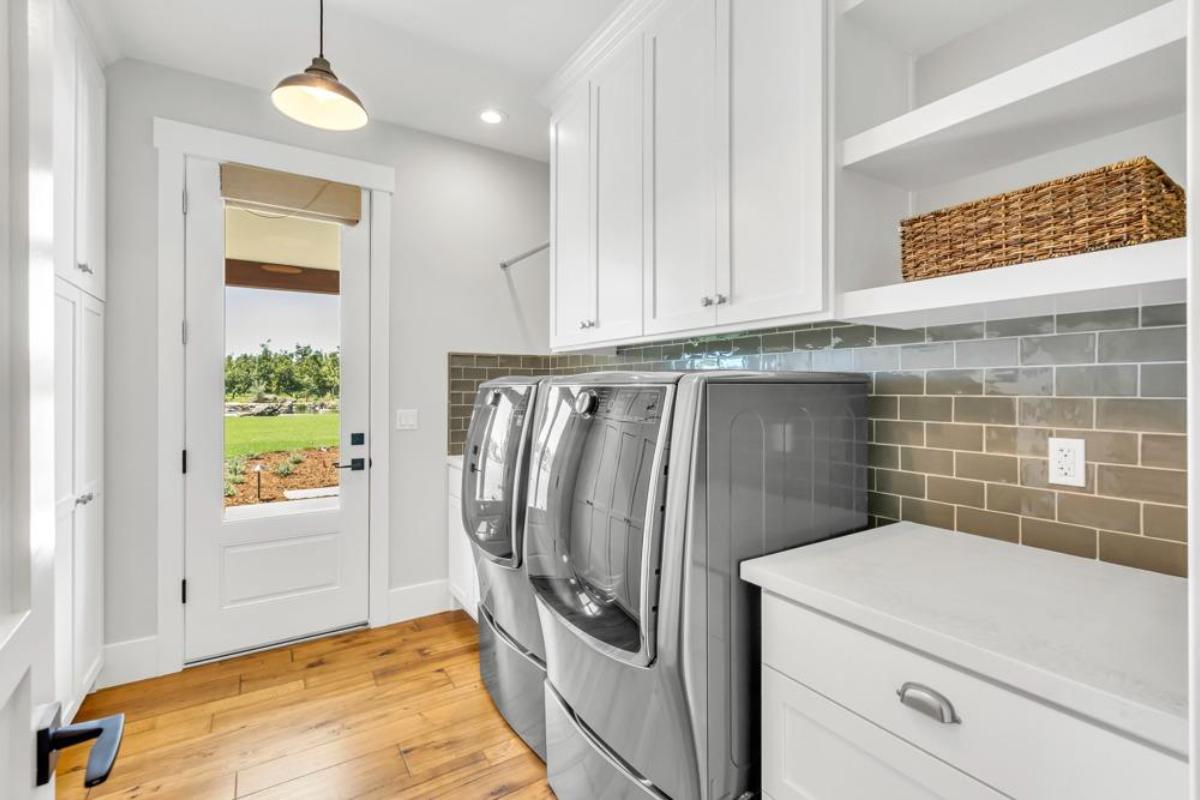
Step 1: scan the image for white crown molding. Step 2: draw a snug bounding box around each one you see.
[536,0,671,109]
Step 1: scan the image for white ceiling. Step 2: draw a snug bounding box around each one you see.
[80,0,625,161]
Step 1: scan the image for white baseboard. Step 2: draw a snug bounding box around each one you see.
[387,579,453,624]
[97,635,160,690]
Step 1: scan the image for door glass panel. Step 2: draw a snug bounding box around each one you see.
[526,384,668,655]
[463,382,535,562]
[222,207,342,512]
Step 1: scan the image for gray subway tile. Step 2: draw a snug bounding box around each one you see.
[956,452,1019,484]
[1141,303,1186,327]
[760,332,795,353]
[1098,327,1186,363]
[875,326,926,345]
[901,342,954,370]
[1144,504,1187,542]
[1055,307,1139,333]
[901,447,955,475]
[956,338,1019,368]
[874,371,924,395]
[1096,464,1186,505]
[874,420,925,446]
[926,423,983,451]
[1142,434,1186,470]
[1023,519,1098,559]
[899,396,953,422]
[831,325,875,349]
[852,347,900,371]
[1141,363,1185,397]
[987,483,1056,519]
[1099,532,1186,577]
[955,396,1016,425]
[1057,493,1141,534]
[957,507,1020,542]
[927,322,984,342]
[928,476,985,508]
[869,444,900,470]
[1054,365,1137,397]
[925,369,983,396]
[984,367,1053,396]
[793,328,833,350]
[1060,430,1138,465]
[985,315,1055,338]
[867,396,898,419]
[876,469,925,498]
[776,350,813,371]
[985,426,1049,457]
[901,497,955,529]
[812,349,854,371]
[1096,398,1186,433]
[1020,333,1095,365]
[1018,398,1094,428]
[868,492,900,518]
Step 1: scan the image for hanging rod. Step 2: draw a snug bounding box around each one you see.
[499,241,549,270]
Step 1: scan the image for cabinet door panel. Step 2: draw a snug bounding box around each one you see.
[763,667,1003,800]
[593,40,645,343]
[76,45,106,299]
[53,281,80,716]
[550,83,596,348]
[74,295,104,696]
[719,0,825,326]
[644,0,718,336]
[52,0,78,288]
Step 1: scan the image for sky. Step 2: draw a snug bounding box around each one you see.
[225,287,340,356]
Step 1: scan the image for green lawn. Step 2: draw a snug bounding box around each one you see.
[224,413,340,458]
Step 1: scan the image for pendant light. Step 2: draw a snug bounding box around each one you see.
[271,0,368,131]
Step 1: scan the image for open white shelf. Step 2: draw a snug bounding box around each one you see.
[839,0,1029,57]
[836,237,1186,330]
[840,0,1186,189]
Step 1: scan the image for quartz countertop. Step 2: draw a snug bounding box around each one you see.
[447,455,463,470]
[741,522,1188,756]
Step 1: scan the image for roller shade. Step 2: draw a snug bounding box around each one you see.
[220,162,361,225]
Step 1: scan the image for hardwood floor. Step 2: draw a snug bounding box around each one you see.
[56,611,554,800]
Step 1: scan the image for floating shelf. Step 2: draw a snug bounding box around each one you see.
[836,238,1186,330]
[840,0,1186,190]
[839,0,1029,57]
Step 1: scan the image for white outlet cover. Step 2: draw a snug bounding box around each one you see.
[1047,437,1086,487]
[395,408,419,430]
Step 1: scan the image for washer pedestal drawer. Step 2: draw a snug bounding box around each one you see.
[478,605,547,760]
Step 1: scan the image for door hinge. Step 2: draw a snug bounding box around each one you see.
[181,319,188,345]
[182,187,188,215]
[181,579,187,604]
[182,449,188,474]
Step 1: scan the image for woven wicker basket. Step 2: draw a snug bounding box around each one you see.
[900,157,1186,281]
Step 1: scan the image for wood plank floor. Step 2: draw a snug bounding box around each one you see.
[56,611,554,800]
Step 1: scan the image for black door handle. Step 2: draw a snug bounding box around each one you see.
[36,704,125,787]
[334,458,365,471]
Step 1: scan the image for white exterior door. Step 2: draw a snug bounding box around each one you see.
[643,0,719,336]
[183,157,371,662]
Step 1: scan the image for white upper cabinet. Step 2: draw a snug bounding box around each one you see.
[643,0,719,336]
[544,0,829,349]
[550,82,595,348]
[593,39,646,342]
[53,0,106,300]
[718,0,826,326]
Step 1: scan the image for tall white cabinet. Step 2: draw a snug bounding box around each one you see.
[52,0,107,721]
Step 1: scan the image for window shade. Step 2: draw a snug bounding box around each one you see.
[220,163,362,225]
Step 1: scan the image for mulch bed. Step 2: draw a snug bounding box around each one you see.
[225,447,340,507]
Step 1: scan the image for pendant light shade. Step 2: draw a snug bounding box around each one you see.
[272,1,368,131]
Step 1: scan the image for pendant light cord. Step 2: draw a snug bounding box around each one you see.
[319,0,324,58]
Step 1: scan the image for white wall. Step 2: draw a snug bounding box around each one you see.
[105,58,549,644]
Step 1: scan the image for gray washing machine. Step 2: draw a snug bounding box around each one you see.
[524,371,868,799]
[461,377,549,760]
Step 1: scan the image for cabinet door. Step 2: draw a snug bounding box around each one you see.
[53,280,80,717]
[550,83,596,348]
[75,42,106,299]
[762,667,1004,800]
[591,40,644,343]
[643,0,719,336]
[717,0,825,326]
[73,295,104,697]
[52,0,78,288]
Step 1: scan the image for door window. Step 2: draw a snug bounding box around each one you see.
[526,384,670,657]
[462,383,535,563]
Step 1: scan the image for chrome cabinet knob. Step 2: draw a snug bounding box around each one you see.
[75,492,94,506]
[579,320,588,329]
[700,296,714,307]
[76,263,94,275]
[715,293,728,305]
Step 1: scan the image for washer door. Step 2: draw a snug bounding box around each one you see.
[525,382,673,667]
[462,382,536,566]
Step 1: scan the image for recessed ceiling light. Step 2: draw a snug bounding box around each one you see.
[480,109,508,125]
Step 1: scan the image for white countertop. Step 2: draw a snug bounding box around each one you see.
[741,522,1188,756]
[447,455,463,469]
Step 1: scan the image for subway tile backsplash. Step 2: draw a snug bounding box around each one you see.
[447,302,1187,578]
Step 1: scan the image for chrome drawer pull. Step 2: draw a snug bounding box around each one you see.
[897,682,960,724]
[76,262,94,275]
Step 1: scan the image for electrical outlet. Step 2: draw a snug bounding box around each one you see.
[1048,437,1085,487]
[395,409,419,430]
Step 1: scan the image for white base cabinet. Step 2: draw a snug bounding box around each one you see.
[446,460,479,620]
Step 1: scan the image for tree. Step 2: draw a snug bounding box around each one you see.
[225,342,340,400]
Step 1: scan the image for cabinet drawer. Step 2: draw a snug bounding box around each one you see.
[763,666,1003,800]
[762,595,1186,800]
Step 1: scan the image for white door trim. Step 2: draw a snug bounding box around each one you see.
[153,118,394,677]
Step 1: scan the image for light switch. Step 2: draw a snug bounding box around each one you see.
[395,409,419,430]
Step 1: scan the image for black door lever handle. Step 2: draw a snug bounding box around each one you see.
[333,458,365,471]
[36,705,125,787]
